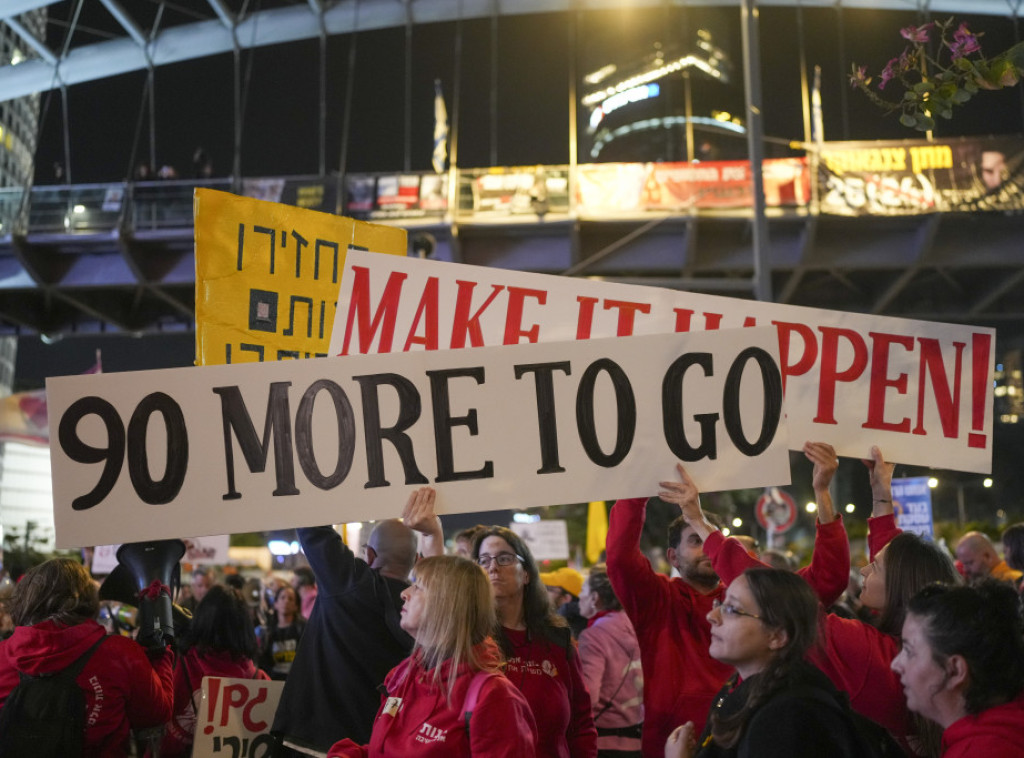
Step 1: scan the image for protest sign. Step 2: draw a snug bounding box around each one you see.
[329,250,993,474]
[891,476,935,539]
[192,677,284,758]
[193,189,406,366]
[48,327,788,547]
[511,519,570,561]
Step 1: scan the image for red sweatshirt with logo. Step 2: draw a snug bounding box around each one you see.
[328,640,537,758]
[0,618,173,758]
[609,496,851,757]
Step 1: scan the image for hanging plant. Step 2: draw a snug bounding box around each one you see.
[850,18,1024,131]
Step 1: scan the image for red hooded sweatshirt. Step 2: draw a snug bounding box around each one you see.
[942,693,1024,758]
[158,647,270,757]
[0,619,173,758]
[328,639,537,758]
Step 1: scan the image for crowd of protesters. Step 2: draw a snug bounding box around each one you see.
[1,442,1023,757]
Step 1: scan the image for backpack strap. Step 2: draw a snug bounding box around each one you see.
[463,670,499,737]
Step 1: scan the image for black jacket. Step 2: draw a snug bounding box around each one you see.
[271,526,413,753]
[696,660,864,758]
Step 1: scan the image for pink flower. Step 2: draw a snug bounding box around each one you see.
[949,23,981,59]
[900,23,932,43]
[878,58,898,90]
[850,65,868,88]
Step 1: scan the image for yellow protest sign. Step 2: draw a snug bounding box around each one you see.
[194,188,406,366]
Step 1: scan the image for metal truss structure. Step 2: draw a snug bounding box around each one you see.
[0,1,1022,343]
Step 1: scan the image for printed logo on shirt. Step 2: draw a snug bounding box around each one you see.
[416,722,448,744]
[506,655,558,678]
[383,697,403,717]
[86,675,103,726]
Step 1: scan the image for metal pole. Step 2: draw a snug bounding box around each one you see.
[568,3,578,173]
[684,71,694,162]
[740,0,772,302]
[490,2,499,167]
[957,483,967,527]
[318,17,327,177]
[447,5,463,224]
[338,2,360,214]
[403,0,412,173]
[797,3,811,145]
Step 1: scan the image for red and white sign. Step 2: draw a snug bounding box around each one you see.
[191,677,284,758]
[755,488,798,534]
[329,249,994,474]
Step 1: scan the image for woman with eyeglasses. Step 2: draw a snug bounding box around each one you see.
[664,568,866,758]
[328,555,536,758]
[472,527,597,758]
[890,581,1024,757]
[669,446,962,755]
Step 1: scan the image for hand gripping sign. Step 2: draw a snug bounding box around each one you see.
[330,250,994,474]
[48,327,789,547]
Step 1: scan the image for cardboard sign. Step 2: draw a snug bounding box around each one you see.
[193,189,406,366]
[48,328,788,547]
[329,250,993,474]
[192,677,285,758]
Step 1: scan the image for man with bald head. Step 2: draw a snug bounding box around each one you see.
[956,530,1023,586]
[271,489,443,756]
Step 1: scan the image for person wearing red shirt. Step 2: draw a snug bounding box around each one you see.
[472,527,597,758]
[891,581,1024,758]
[679,444,963,755]
[608,441,850,757]
[0,558,173,757]
[158,585,271,756]
[328,555,536,758]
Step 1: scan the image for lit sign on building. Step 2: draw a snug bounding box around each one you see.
[589,83,660,130]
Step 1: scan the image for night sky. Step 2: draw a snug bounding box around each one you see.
[30,6,1024,185]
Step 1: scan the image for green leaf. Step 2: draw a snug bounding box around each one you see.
[952,88,972,103]
[903,91,919,101]
[912,81,935,94]
[915,115,936,131]
[940,109,953,119]
[899,113,918,127]
[955,57,976,72]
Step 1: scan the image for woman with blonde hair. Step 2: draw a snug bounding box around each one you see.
[328,555,536,757]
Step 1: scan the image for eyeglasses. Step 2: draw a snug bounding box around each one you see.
[477,552,523,568]
[712,598,761,620]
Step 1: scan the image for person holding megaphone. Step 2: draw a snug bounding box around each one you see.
[0,557,174,755]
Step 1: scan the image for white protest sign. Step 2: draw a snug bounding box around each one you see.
[185,535,232,565]
[329,250,994,474]
[192,677,284,758]
[91,544,121,575]
[48,328,788,548]
[511,519,570,561]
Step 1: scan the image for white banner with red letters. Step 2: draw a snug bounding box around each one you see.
[48,326,788,547]
[329,249,993,474]
[192,677,284,758]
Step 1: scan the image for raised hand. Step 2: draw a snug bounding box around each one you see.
[402,487,445,557]
[861,445,895,517]
[803,441,838,494]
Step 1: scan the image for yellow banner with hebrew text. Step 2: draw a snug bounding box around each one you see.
[194,188,406,366]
